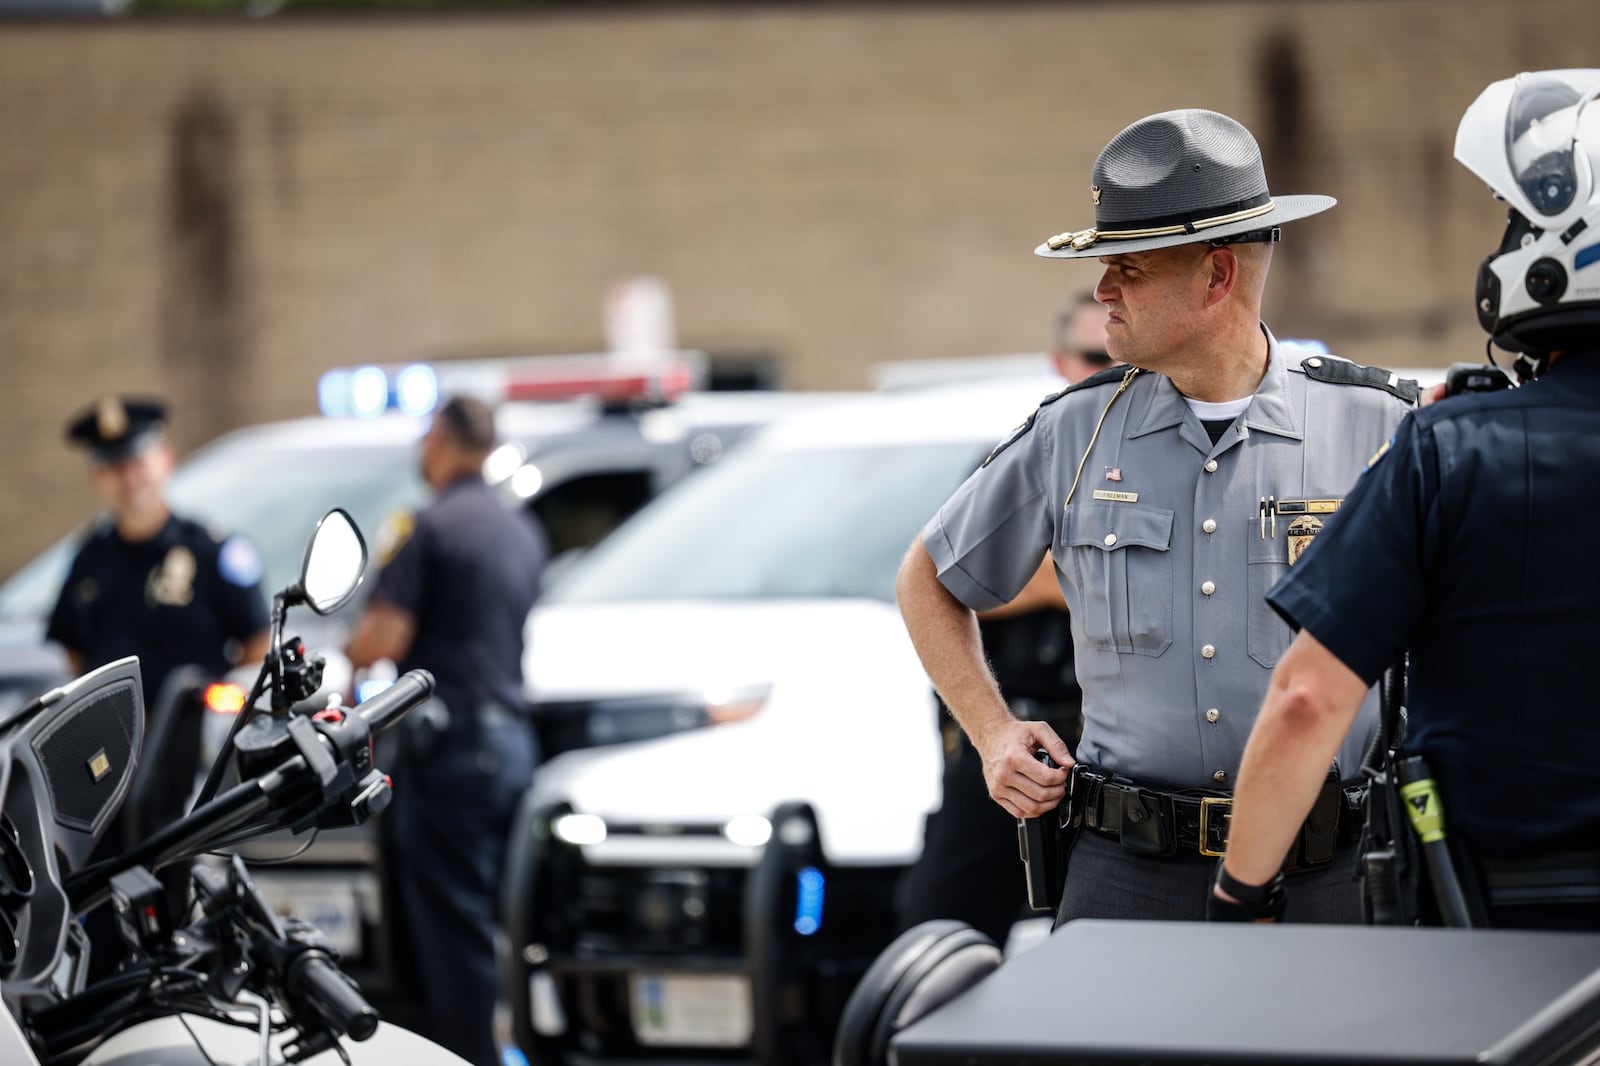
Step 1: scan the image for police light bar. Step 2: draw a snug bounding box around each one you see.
[317,352,709,418]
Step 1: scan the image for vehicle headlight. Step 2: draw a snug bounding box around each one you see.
[721,815,772,848]
[552,813,607,846]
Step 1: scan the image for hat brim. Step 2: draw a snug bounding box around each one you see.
[1034,194,1336,259]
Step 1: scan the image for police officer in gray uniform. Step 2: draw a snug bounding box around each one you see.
[897,109,1415,924]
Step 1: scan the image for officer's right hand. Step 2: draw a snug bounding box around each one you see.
[974,718,1073,819]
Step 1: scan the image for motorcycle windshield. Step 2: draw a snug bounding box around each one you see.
[1505,70,1600,217]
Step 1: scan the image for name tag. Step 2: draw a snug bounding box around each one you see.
[1092,490,1139,503]
[1272,498,1341,515]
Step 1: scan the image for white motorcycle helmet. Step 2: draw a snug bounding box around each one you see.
[1455,69,1600,378]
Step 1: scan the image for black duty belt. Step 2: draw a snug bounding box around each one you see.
[1072,766,1362,873]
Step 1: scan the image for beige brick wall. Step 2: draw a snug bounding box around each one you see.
[1,0,1596,574]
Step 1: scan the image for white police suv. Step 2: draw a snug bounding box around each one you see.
[502,373,1070,1065]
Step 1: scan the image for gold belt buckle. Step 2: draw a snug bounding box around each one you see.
[1199,796,1232,857]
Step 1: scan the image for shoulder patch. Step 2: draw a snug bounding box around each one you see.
[1365,434,1395,471]
[1299,356,1420,404]
[376,512,416,567]
[980,366,1134,469]
[217,536,264,587]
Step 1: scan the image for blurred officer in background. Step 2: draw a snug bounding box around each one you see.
[1049,291,1118,383]
[346,394,549,1066]
[898,108,1415,925]
[1216,69,1600,928]
[49,397,270,701]
[896,295,1114,944]
[47,395,270,975]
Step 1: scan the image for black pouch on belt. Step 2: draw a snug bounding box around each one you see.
[1117,788,1174,857]
[1286,769,1343,871]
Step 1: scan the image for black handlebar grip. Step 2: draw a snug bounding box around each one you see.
[289,951,380,1042]
[354,669,436,736]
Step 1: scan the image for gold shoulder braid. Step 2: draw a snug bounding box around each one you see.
[1063,366,1143,508]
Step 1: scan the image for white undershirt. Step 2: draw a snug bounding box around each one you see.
[1183,395,1253,421]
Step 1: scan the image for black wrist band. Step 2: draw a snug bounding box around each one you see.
[1214,863,1283,905]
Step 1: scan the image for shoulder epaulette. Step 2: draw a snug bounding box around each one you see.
[983,365,1135,467]
[1053,363,1133,402]
[1299,355,1419,404]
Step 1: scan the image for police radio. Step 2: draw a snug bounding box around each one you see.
[1017,749,1072,913]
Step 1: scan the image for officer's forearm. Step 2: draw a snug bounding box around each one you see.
[895,539,1014,746]
[344,602,416,670]
[1224,630,1368,887]
[235,630,270,669]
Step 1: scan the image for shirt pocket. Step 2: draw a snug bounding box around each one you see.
[1058,501,1175,657]
[1247,497,1346,667]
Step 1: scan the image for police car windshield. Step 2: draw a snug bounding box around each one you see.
[165,443,428,602]
[546,441,984,603]
[0,441,427,622]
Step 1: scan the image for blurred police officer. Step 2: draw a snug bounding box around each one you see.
[897,294,1112,943]
[48,397,270,701]
[346,394,548,1066]
[1217,70,1600,929]
[47,396,270,975]
[897,109,1415,924]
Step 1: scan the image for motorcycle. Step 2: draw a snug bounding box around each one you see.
[0,509,466,1065]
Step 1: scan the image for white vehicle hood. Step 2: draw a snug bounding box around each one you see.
[525,599,944,865]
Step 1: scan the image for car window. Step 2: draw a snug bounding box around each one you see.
[166,443,429,604]
[546,441,985,604]
[529,470,655,557]
[0,441,428,622]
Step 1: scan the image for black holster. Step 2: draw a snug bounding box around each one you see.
[1017,764,1081,913]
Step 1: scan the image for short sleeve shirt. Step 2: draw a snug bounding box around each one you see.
[923,329,1412,789]
[46,514,270,703]
[371,477,549,717]
[1268,352,1600,856]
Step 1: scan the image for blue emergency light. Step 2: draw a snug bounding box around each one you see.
[793,866,825,936]
[318,364,439,418]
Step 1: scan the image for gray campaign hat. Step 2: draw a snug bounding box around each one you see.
[1035,109,1335,259]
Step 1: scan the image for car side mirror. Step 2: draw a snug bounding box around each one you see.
[299,508,367,616]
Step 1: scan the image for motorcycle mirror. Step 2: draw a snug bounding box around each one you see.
[298,508,367,615]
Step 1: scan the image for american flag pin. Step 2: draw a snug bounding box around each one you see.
[1105,467,1123,482]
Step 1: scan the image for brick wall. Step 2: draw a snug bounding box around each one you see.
[1,0,1596,573]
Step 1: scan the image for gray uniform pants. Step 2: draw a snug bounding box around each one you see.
[1053,831,1364,925]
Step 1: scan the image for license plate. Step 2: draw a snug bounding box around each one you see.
[252,876,363,958]
[628,973,751,1048]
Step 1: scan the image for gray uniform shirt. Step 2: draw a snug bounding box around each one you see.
[922,328,1411,790]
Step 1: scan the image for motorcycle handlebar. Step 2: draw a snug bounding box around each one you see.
[288,950,380,1042]
[355,669,436,735]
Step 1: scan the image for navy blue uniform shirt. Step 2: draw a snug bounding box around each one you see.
[1268,352,1600,858]
[46,514,269,704]
[371,477,548,718]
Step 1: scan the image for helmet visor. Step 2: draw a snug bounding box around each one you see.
[1506,71,1600,217]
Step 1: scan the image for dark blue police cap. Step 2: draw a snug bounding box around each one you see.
[65,397,168,462]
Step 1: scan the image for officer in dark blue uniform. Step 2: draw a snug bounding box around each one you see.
[47,396,270,974]
[346,394,548,1066]
[1214,69,1600,929]
[48,397,270,704]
